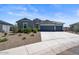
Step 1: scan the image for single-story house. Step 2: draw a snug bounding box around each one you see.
[16,18,64,31]
[0,20,13,32]
[70,22,79,32]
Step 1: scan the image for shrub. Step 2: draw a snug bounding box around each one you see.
[17,29,22,33]
[30,33,34,36]
[32,28,38,33]
[23,28,32,34]
[18,34,22,36]
[23,29,27,33]
[2,33,8,37]
[22,37,26,40]
[4,33,7,36]
[0,37,8,42]
[36,28,40,31]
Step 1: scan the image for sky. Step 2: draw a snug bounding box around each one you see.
[0,4,79,27]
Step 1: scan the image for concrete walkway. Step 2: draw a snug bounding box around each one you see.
[0,32,79,55]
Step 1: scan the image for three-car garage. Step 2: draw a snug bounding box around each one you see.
[40,25,63,31]
[40,26,54,31]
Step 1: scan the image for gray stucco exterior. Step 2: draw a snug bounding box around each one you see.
[16,18,64,31]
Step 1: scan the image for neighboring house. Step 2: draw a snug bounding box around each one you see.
[16,18,64,31]
[70,22,79,32]
[0,20,13,32]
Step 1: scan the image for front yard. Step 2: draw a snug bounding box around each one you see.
[0,32,41,51]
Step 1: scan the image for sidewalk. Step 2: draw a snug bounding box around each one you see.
[58,45,79,55]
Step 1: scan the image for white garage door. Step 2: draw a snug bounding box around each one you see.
[2,25,10,32]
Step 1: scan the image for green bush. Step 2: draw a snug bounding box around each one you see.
[23,28,32,33]
[0,37,8,42]
[32,28,38,33]
[2,33,8,37]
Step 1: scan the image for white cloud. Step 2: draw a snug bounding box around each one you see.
[7,11,33,18]
[0,5,27,12]
[14,7,27,11]
[28,5,39,12]
[8,11,14,15]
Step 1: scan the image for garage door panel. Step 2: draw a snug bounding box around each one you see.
[40,26,54,31]
[56,26,62,31]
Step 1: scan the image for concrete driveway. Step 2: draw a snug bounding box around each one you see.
[0,32,79,55]
[41,32,79,41]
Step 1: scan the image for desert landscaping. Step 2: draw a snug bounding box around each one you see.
[0,32,41,51]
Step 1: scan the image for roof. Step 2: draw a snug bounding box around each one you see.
[16,18,31,23]
[0,20,13,25]
[33,18,41,24]
[70,22,79,26]
[16,18,64,24]
[40,20,64,24]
